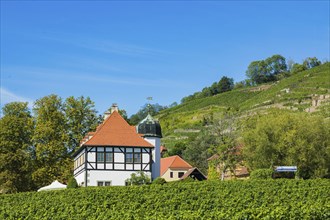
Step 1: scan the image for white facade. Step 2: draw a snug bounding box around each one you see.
[144,137,161,180]
[74,146,152,186]
[162,168,190,182]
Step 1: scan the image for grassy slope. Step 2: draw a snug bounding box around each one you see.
[157,63,330,147]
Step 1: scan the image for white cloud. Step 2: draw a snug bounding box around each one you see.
[0,87,34,108]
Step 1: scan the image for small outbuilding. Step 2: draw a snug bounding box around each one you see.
[180,167,207,181]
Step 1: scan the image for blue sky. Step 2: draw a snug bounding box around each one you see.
[1,1,329,116]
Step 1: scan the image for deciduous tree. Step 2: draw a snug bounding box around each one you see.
[32,95,70,187]
[0,102,34,193]
[218,76,234,93]
[242,111,330,179]
[65,96,98,154]
[303,57,321,69]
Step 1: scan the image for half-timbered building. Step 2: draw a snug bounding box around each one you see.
[73,105,162,186]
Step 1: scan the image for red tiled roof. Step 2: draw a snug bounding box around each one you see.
[84,111,153,147]
[160,155,192,176]
[160,146,167,153]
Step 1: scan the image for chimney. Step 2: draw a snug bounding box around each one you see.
[103,111,111,120]
[110,103,119,113]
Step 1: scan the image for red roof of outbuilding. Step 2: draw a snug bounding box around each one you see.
[84,111,153,147]
[160,155,192,176]
[160,146,167,153]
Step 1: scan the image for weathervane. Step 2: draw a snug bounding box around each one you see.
[147,97,153,114]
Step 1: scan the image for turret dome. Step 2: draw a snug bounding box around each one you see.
[137,114,162,138]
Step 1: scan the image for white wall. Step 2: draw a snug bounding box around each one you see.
[162,168,190,182]
[75,171,85,186]
[73,146,152,186]
[88,170,151,186]
[144,137,161,180]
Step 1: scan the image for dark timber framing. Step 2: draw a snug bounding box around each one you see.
[84,148,87,187]
[74,146,153,176]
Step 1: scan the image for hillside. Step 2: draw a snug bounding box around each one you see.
[157,63,330,148]
[1,180,329,219]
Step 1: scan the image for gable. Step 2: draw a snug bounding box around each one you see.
[84,111,153,147]
[160,156,192,176]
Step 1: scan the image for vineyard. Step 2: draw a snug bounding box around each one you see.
[1,179,330,219]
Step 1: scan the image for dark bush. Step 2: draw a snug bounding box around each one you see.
[67,177,78,189]
[250,169,274,179]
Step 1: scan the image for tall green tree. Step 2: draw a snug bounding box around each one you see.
[183,130,218,174]
[218,76,234,93]
[246,55,287,84]
[303,57,322,69]
[242,111,330,179]
[32,95,70,187]
[209,112,241,180]
[0,102,34,193]
[246,60,268,84]
[265,54,287,77]
[64,96,98,154]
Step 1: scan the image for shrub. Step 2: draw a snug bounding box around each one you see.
[67,177,78,189]
[126,171,151,186]
[250,169,274,179]
[152,177,166,185]
[181,176,196,182]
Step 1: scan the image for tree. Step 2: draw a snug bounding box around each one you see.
[210,113,241,180]
[218,76,234,93]
[183,130,218,174]
[168,142,187,157]
[32,95,70,187]
[129,103,167,125]
[250,169,273,179]
[265,54,287,77]
[210,82,219,95]
[242,111,330,179]
[64,96,98,154]
[0,102,34,193]
[169,102,178,108]
[291,63,307,74]
[126,171,151,185]
[287,58,295,72]
[246,60,268,84]
[246,55,288,84]
[303,57,321,69]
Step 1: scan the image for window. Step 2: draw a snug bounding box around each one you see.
[97,181,112,186]
[178,172,185,178]
[134,152,141,163]
[105,152,113,162]
[126,153,133,163]
[97,152,104,162]
[170,172,173,178]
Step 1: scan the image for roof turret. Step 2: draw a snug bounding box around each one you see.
[137,114,162,138]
